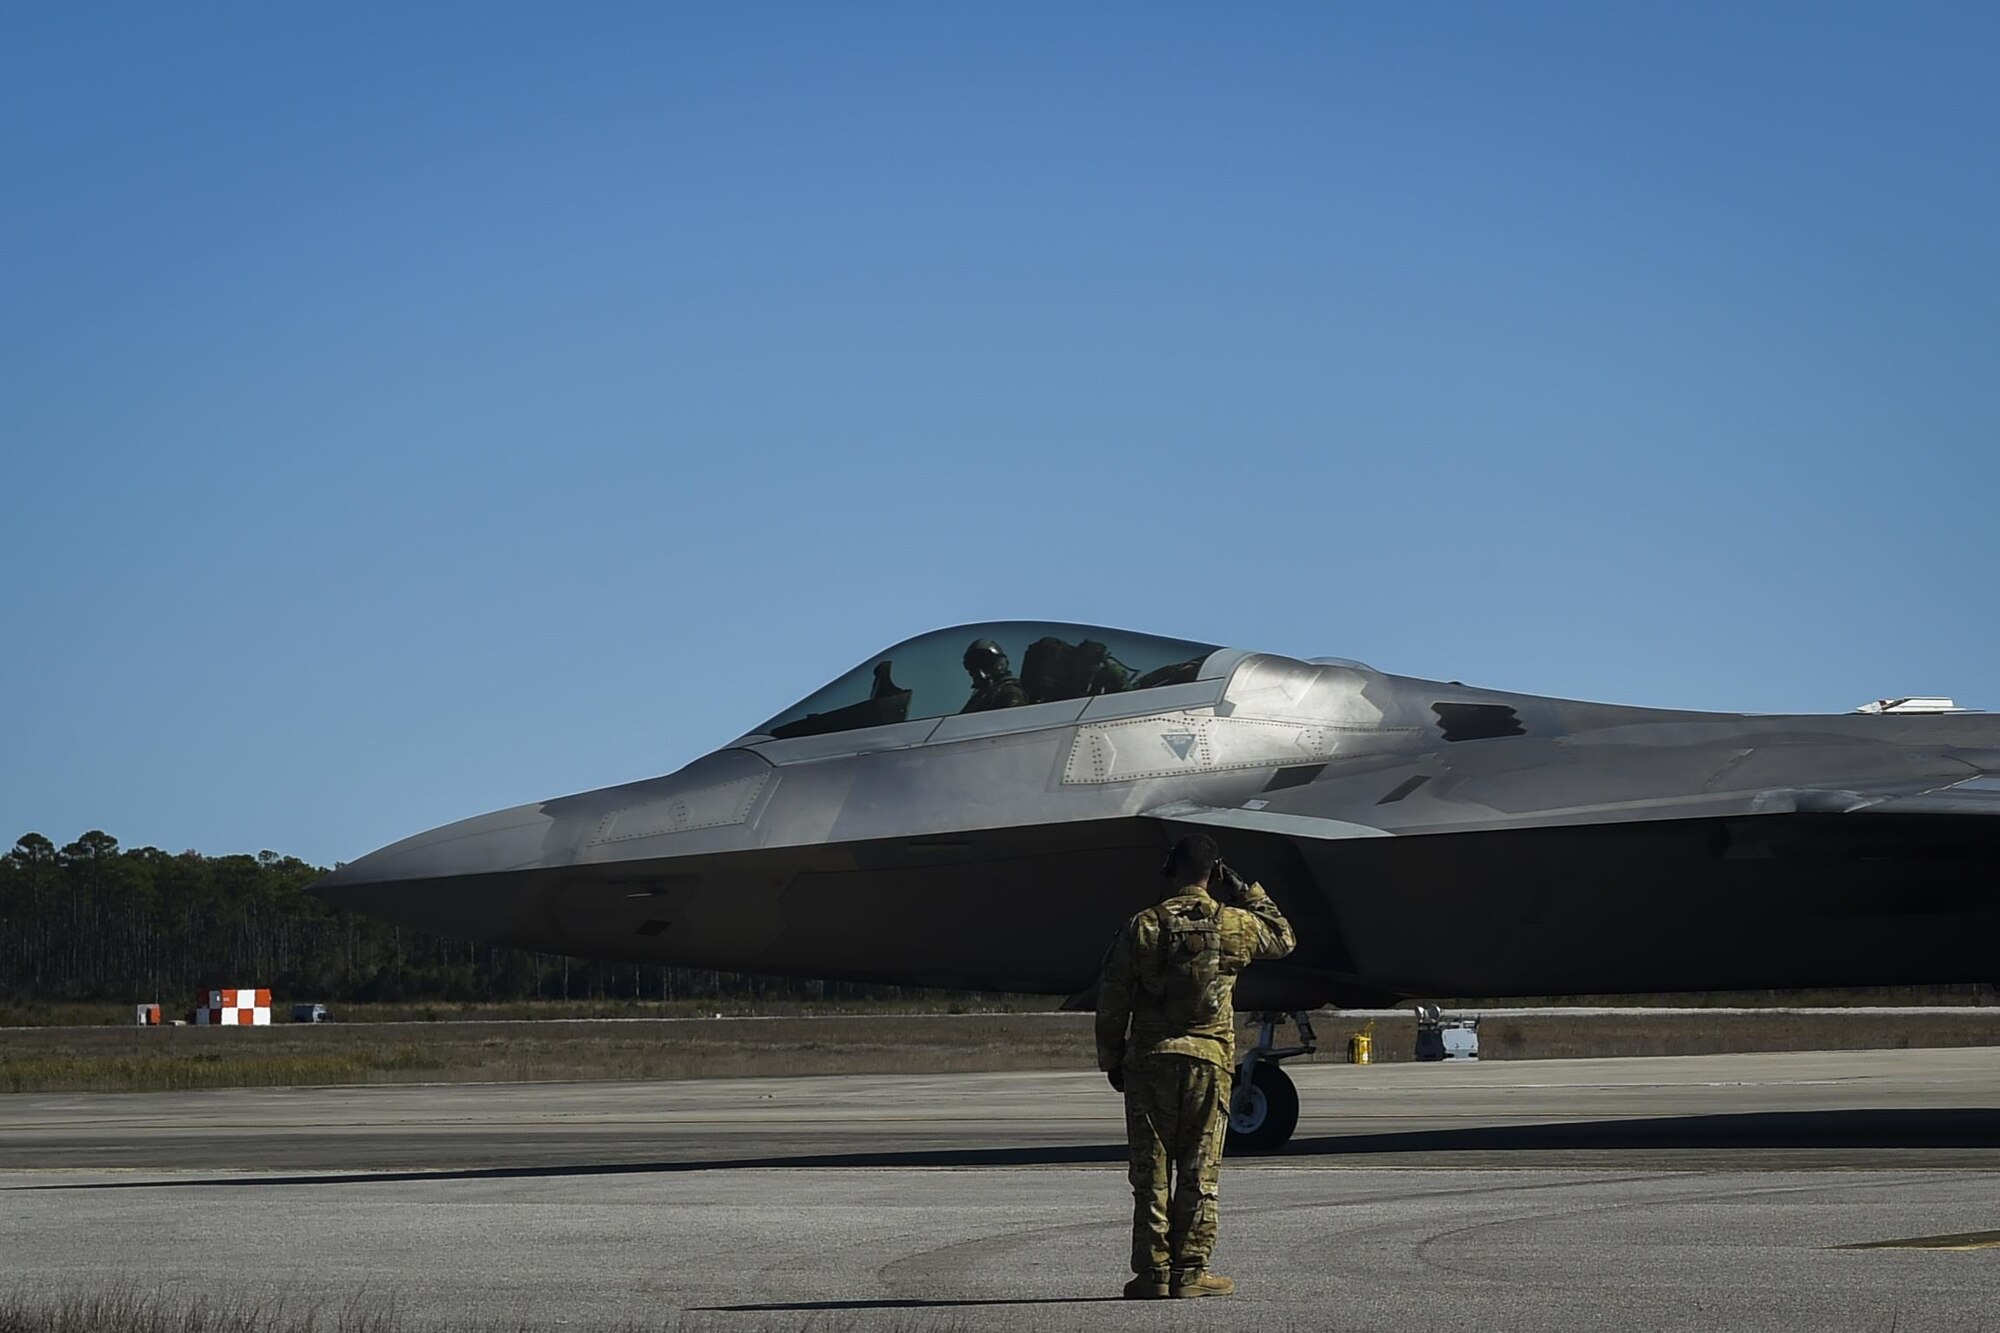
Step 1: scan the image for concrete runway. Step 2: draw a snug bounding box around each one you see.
[5,1048,1999,1331]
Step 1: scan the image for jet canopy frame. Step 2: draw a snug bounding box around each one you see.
[753,621,1224,742]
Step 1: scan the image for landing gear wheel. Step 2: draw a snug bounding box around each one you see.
[1226,1061,1299,1153]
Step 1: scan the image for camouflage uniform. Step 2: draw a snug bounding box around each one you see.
[1096,878,1295,1285]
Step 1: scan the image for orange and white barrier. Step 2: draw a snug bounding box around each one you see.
[194,988,272,1026]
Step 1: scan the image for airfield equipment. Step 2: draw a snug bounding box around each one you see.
[1414,1004,1479,1061]
[195,988,271,1026]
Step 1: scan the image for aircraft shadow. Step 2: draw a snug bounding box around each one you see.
[1288,1106,2000,1155]
[1280,1104,2000,1144]
[20,1107,2000,1192]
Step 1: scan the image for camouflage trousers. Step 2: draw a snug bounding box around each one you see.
[1122,1052,1229,1278]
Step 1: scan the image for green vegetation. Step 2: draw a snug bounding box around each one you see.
[0,831,1036,1020]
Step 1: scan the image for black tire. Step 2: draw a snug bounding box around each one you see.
[1226,1062,1299,1153]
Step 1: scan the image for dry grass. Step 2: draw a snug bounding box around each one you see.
[0,996,1059,1029]
[1288,1010,2000,1067]
[11,985,1993,1031]
[0,1288,674,1333]
[0,1014,1097,1094]
[4,1008,1999,1095]
[1466,1010,2000,1061]
[0,1288,1083,1333]
[0,1289,402,1333]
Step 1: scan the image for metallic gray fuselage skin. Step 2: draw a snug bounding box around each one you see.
[314,644,2000,1007]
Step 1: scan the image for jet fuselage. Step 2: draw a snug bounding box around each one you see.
[314,622,2000,1007]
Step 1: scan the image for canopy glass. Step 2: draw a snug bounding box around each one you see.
[755,622,1223,741]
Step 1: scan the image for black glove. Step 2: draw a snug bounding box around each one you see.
[1213,861,1249,904]
[1106,1068,1125,1093]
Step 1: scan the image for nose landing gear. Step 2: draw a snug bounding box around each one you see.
[1227,1011,1316,1152]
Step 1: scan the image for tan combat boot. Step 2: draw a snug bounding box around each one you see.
[1171,1271,1236,1299]
[1122,1272,1171,1300]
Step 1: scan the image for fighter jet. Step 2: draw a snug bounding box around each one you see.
[314,620,2000,1148]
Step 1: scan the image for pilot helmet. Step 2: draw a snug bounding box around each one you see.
[963,639,1009,680]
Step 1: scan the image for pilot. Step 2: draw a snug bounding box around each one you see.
[960,639,1028,713]
[1095,833,1295,1300]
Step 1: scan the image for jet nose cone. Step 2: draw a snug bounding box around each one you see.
[312,802,558,937]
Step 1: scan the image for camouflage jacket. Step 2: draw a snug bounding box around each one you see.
[1095,881,1296,1073]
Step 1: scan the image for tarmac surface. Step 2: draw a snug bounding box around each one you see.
[5,1048,1999,1331]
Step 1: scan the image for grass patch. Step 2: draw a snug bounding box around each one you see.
[0,995,1063,1029]
[10,986,1995,1031]
[0,1045,446,1094]
[0,1289,401,1333]
[0,1014,1098,1094]
[5,1009,2000,1095]
[0,1288,1089,1333]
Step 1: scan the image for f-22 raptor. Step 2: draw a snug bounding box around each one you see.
[314,620,2000,1148]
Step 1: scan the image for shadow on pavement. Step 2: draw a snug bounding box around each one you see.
[15,1142,1127,1189]
[1289,1106,2000,1155]
[693,1298,1126,1311]
[18,1107,2000,1190]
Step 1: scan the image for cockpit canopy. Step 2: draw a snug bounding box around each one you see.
[753,621,1224,741]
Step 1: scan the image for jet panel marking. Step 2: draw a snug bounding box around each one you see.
[589,772,772,844]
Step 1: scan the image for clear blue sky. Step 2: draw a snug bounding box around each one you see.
[4,3,1995,867]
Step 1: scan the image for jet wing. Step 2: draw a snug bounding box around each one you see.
[1829,774,2000,817]
[1148,769,2000,842]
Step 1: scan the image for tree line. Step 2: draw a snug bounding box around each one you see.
[0,831,911,1009]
